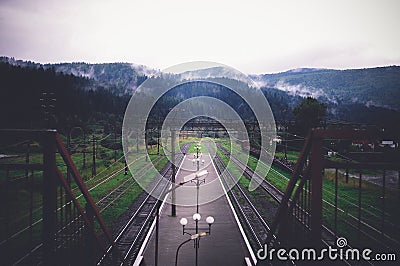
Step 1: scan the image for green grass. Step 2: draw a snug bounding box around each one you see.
[275,150,299,162]
[101,179,143,228]
[1,130,195,263]
[0,132,175,256]
[2,133,398,257]
[214,139,400,249]
[216,145,278,224]
[186,139,210,154]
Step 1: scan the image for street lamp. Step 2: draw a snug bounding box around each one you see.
[155,170,208,266]
[187,170,208,213]
[194,144,201,158]
[176,213,215,266]
[192,144,202,170]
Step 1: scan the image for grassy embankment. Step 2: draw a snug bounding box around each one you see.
[215,138,399,249]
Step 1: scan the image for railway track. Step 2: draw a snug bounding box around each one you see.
[5,150,176,265]
[1,153,154,253]
[213,142,355,265]
[215,142,400,265]
[217,143,284,203]
[215,144,339,242]
[98,143,191,265]
[213,153,272,250]
[96,156,164,213]
[219,143,400,252]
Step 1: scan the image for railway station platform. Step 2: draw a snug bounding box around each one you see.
[135,152,256,266]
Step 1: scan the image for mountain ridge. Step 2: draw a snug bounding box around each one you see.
[253,66,400,111]
[1,56,399,113]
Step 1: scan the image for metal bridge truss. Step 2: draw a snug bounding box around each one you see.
[266,128,399,257]
[0,130,116,265]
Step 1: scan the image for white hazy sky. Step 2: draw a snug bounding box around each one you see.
[0,0,399,73]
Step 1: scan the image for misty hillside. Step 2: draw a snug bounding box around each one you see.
[1,57,399,128]
[0,57,154,95]
[3,56,399,110]
[47,62,155,94]
[252,66,400,110]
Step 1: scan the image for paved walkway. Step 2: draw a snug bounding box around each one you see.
[137,153,255,266]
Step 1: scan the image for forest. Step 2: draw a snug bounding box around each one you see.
[1,60,399,134]
[0,62,130,133]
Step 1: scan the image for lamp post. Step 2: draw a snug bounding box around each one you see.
[155,170,209,266]
[177,213,215,266]
[175,238,192,266]
[192,157,201,171]
[195,144,201,156]
[171,130,177,217]
[190,170,208,213]
[194,144,201,170]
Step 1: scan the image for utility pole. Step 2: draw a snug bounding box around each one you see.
[285,124,288,161]
[82,131,86,168]
[145,129,148,162]
[114,126,117,162]
[157,127,160,155]
[124,136,128,176]
[40,91,56,129]
[92,134,96,178]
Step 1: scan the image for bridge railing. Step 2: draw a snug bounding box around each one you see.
[266,128,400,255]
[0,129,116,265]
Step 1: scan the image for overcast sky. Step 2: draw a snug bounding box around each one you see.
[0,0,399,73]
